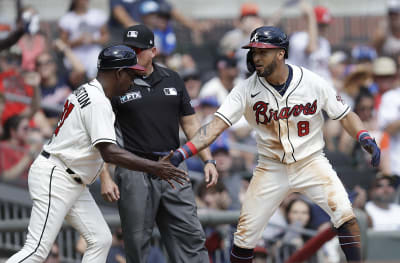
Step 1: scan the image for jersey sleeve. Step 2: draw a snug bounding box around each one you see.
[82,99,117,146]
[320,78,350,120]
[214,82,246,126]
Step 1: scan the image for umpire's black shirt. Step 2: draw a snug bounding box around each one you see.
[111,63,195,155]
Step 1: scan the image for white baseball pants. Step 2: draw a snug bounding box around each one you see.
[7,155,112,262]
[234,151,355,248]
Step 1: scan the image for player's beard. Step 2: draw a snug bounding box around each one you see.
[257,58,277,78]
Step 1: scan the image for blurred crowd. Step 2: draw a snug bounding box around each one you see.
[0,0,400,262]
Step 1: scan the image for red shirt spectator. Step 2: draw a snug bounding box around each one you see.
[0,69,33,124]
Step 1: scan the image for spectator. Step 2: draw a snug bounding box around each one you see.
[139,1,176,57]
[219,2,264,78]
[372,0,400,57]
[59,0,109,79]
[372,56,397,110]
[378,74,400,177]
[0,45,52,137]
[209,137,244,210]
[197,181,231,263]
[351,45,377,70]
[36,39,86,121]
[339,90,390,175]
[17,6,47,71]
[106,228,126,263]
[365,173,400,230]
[199,55,239,105]
[109,0,208,44]
[180,68,201,102]
[0,92,4,137]
[288,2,332,81]
[274,197,324,263]
[0,115,42,187]
[328,50,348,92]
[0,6,39,52]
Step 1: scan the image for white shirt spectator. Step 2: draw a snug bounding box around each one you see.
[59,9,107,79]
[288,31,331,82]
[378,87,400,176]
[365,201,400,231]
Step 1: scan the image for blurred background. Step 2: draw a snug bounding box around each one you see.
[0,0,400,262]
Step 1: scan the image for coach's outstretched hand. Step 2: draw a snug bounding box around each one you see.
[359,135,381,167]
[155,151,189,189]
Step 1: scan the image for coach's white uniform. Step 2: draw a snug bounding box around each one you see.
[215,65,354,248]
[7,79,115,262]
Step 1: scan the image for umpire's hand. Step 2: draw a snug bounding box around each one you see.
[154,151,189,189]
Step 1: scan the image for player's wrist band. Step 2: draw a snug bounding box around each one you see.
[357,130,372,142]
[204,159,217,167]
[176,142,198,160]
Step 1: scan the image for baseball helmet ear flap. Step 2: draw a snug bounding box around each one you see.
[246,50,255,74]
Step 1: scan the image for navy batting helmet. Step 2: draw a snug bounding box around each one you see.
[97,45,145,71]
[242,26,289,58]
[243,26,289,74]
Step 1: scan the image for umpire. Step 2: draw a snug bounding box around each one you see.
[103,24,218,263]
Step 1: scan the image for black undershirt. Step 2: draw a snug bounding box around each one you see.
[268,65,293,96]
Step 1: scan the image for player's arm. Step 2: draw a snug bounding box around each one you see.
[300,0,318,54]
[170,116,229,167]
[339,111,380,167]
[180,114,219,187]
[96,142,188,189]
[180,114,214,162]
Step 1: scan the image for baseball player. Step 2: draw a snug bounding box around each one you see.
[7,45,187,263]
[169,27,381,263]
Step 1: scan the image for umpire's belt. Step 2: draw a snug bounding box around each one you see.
[41,150,83,184]
[132,151,168,161]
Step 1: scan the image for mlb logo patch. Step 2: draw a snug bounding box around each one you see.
[120,91,142,103]
[127,31,138,38]
[164,87,177,96]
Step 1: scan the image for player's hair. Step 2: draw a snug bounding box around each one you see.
[2,115,26,141]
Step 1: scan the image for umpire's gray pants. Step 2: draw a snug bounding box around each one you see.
[115,165,209,263]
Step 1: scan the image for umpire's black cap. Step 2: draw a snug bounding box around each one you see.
[123,24,154,49]
[97,45,145,71]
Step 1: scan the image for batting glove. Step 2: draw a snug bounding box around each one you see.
[357,130,381,167]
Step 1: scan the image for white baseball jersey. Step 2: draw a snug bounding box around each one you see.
[288,32,331,82]
[43,79,116,184]
[215,65,350,164]
[378,87,400,176]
